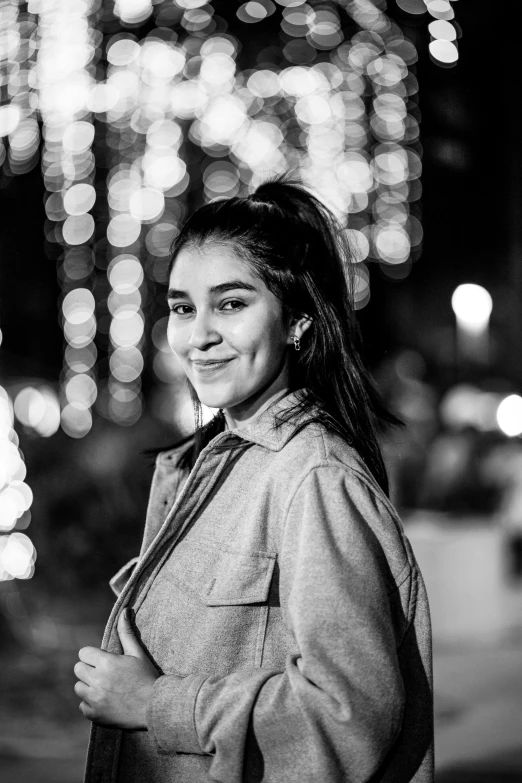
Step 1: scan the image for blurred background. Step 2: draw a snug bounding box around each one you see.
[1,0,522,781]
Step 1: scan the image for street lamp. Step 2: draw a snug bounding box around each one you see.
[451,284,493,364]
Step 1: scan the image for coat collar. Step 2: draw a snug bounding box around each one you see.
[227,387,317,452]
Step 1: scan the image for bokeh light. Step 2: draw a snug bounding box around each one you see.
[440,385,502,433]
[497,395,522,438]
[398,0,460,66]
[426,0,454,21]
[114,0,153,26]
[429,38,458,65]
[428,19,457,41]
[14,387,46,429]
[63,184,96,216]
[451,284,493,328]
[0,1,455,433]
[60,403,92,439]
[13,385,61,438]
[0,532,36,580]
[30,0,100,438]
[0,385,36,580]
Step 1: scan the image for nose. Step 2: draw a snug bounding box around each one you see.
[187,309,221,350]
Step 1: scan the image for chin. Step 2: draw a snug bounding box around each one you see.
[196,394,225,410]
[193,385,234,411]
[195,385,249,413]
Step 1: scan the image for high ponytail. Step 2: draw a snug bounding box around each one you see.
[168,175,400,496]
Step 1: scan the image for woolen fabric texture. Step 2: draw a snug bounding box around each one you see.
[84,388,434,783]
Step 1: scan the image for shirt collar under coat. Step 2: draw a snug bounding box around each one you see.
[225,387,317,453]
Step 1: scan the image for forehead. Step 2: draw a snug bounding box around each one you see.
[170,243,257,285]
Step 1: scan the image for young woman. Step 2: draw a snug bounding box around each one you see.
[75,178,434,783]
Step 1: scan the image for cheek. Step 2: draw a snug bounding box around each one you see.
[166,321,185,356]
[166,322,175,350]
[233,315,286,360]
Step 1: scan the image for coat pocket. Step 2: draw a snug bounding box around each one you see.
[162,536,276,604]
[144,538,276,675]
[184,547,276,607]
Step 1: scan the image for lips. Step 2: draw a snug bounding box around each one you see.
[192,358,234,375]
[192,359,234,366]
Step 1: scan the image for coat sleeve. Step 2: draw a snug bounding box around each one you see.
[146,465,407,783]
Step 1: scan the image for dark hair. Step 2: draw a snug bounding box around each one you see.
[166,175,400,496]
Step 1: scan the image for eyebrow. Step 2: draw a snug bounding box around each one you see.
[167,280,258,300]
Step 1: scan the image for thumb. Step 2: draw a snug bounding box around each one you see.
[117,607,146,659]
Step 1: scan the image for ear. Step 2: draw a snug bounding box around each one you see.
[287,314,313,345]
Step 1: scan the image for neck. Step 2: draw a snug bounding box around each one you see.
[223,385,290,431]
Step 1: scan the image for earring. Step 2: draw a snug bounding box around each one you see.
[293,334,301,351]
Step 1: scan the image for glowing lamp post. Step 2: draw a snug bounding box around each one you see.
[451,284,493,365]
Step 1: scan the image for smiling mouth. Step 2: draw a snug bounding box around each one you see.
[192,358,234,373]
[192,359,234,365]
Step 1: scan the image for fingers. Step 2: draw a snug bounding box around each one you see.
[78,646,115,667]
[116,607,130,643]
[74,680,90,701]
[74,660,94,685]
[78,646,105,666]
[79,701,95,720]
[117,606,132,630]
[117,607,147,659]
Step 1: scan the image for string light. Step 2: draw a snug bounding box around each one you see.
[397,0,461,67]
[0,386,36,581]
[0,1,40,178]
[100,27,189,425]
[37,0,98,438]
[1,1,432,433]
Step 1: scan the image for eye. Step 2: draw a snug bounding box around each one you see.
[221,300,245,311]
[168,300,245,315]
[169,304,193,315]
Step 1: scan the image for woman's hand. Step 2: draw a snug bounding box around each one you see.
[74,608,160,730]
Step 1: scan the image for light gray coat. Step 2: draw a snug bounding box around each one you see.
[84,390,434,783]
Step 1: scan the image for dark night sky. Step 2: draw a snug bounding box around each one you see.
[0,2,512,388]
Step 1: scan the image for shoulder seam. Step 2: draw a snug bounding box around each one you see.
[281,461,374,531]
[285,460,388,510]
[281,461,414,598]
[281,463,341,539]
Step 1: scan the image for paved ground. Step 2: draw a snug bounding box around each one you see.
[433,638,522,781]
[409,515,522,782]
[0,757,87,783]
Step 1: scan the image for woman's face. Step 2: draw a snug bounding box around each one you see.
[166,242,295,425]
